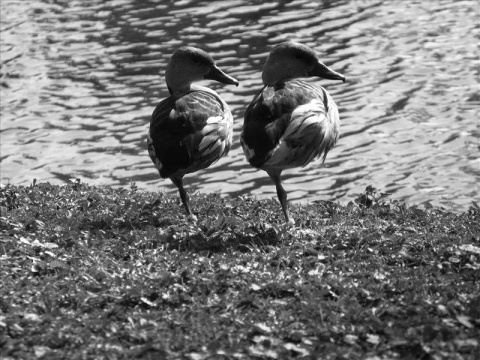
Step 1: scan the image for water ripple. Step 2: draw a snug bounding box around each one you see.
[1,0,478,212]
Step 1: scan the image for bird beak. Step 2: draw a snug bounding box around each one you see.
[309,61,345,82]
[204,65,239,86]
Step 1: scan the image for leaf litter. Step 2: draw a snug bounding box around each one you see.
[0,181,479,359]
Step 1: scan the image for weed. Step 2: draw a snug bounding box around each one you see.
[0,182,479,359]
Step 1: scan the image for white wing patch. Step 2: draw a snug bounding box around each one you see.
[206,115,223,124]
[199,136,223,156]
[198,112,233,162]
[265,99,339,169]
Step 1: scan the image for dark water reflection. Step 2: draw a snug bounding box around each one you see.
[1,0,479,211]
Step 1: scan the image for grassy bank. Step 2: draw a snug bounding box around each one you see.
[1,180,479,360]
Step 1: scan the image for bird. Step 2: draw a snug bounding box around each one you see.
[240,41,345,224]
[147,46,239,220]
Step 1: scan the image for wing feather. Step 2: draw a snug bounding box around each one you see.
[241,80,339,170]
[148,89,233,178]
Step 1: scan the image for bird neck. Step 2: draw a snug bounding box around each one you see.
[167,83,192,97]
[165,60,198,96]
[262,60,307,87]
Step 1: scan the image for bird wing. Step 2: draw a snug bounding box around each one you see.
[241,80,339,169]
[148,89,233,178]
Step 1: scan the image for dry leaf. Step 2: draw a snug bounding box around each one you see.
[366,334,380,345]
[456,315,473,328]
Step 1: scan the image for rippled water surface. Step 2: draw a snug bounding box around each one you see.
[1,0,479,211]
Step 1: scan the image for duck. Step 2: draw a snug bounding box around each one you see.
[240,42,345,224]
[147,46,239,220]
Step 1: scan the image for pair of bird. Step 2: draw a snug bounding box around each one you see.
[147,42,345,224]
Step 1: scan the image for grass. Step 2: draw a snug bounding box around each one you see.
[0,180,479,360]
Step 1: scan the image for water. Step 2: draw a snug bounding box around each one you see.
[1,0,479,212]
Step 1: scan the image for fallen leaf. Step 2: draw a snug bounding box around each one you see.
[308,264,325,277]
[23,313,41,322]
[250,283,261,291]
[456,315,473,328]
[437,304,449,315]
[254,323,272,334]
[187,353,205,360]
[35,219,45,228]
[366,334,380,345]
[283,343,310,356]
[19,237,31,245]
[373,271,386,281]
[249,345,278,359]
[42,242,59,249]
[442,318,456,327]
[140,297,156,307]
[252,335,280,346]
[344,334,358,344]
[458,244,480,255]
[34,346,51,357]
[448,256,460,264]
[455,338,479,348]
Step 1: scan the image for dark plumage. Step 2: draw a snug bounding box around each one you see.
[241,42,345,224]
[147,47,238,219]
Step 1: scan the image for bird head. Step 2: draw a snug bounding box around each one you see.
[261,42,345,86]
[165,46,239,95]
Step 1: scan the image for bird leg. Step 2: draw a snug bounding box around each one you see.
[267,170,294,224]
[170,176,197,221]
